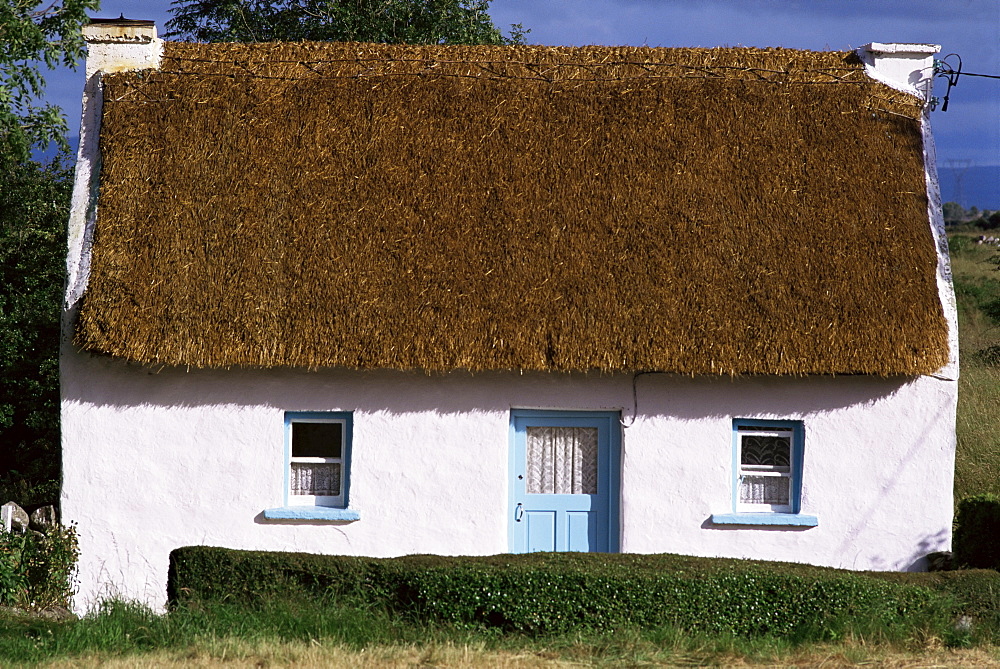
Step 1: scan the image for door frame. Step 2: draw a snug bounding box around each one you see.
[508,409,622,553]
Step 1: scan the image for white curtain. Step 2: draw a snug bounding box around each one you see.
[526,426,598,494]
[291,463,341,496]
[740,475,789,505]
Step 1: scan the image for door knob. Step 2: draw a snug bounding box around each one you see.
[515,503,524,522]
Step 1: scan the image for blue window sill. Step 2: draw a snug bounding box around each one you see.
[263,506,360,521]
[711,513,818,527]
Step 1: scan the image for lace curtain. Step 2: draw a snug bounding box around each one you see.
[526,426,598,494]
[740,476,789,505]
[291,462,341,496]
[739,434,791,505]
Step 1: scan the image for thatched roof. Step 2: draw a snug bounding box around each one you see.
[76,42,948,374]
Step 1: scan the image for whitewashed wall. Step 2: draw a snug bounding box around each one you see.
[61,350,957,611]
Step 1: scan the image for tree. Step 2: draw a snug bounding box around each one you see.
[164,0,526,45]
[0,2,95,505]
[0,0,99,162]
[975,211,1000,231]
[0,156,72,507]
[942,201,966,225]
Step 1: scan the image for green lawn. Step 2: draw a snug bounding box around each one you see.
[948,232,1000,501]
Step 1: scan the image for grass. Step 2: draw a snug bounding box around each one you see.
[947,232,1000,501]
[3,598,999,668]
[30,637,1000,668]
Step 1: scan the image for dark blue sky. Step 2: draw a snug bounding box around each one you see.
[46,0,1000,174]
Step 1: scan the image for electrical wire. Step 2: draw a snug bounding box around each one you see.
[935,53,962,111]
[934,54,1000,112]
[960,72,1000,79]
[620,371,664,428]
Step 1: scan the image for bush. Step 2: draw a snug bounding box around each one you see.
[973,345,1000,366]
[975,212,1000,230]
[953,495,1000,570]
[947,234,973,253]
[0,524,79,609]
[169,547,950,640]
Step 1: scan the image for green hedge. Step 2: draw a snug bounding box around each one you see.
[954,495,1000,570]
[169,547,951,639]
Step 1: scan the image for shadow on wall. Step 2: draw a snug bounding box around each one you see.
[832,397,955,571]
[63,352,917,420]
[903,528,952,572]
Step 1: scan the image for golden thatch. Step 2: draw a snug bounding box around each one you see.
[76,41,948,374]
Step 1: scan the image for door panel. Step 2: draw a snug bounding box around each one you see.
[525,511,557,552]
[566,511,594,552]
[510,410,620,553]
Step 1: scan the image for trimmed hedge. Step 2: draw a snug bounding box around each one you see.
[953,495,1000,570]
[169,547,950,639]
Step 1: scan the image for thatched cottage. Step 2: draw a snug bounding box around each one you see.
[62,19,957,610]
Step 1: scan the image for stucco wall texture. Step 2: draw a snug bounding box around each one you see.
[61,352,957,611]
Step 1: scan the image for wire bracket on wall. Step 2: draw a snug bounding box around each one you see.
[933,54,962,112]
[931,54,1000,111]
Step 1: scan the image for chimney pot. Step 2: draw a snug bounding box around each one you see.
[82,18,161,77]
[858,42,941,102]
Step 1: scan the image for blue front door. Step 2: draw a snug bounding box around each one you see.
[509,410,620,553]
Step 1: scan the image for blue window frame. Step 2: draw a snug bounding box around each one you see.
[711,418,818,527]
[263,411,359,521]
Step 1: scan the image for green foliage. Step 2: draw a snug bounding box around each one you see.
[164,0,526,45]
[952,270,1000,326]
[168,547,952,641]
[948,232,1000,501]
[0,524,79,609]
[3,569,1000,665]
[974,345,1000,366]
[0,157,73,507]
[0,0,98,160]
[0,3,93,504]
[953,495,1000,570]
[0,538,28,604]
[877,569,1000,645]
[943,201,966,225]
[0,596,404,664]
[974,213,1000,231]
[948,230,1000,349]
[941,202,999,228]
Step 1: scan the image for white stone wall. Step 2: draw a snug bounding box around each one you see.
[61,351,957,611]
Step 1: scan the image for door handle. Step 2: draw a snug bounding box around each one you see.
[515,503,524,522]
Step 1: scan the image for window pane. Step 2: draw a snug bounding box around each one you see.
[292,422,342,458]
[740,475,789,505]
[291,462,341,496]
[526,426,598,495]
[740,435,790,467]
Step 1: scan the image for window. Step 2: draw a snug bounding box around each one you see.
[736,425,794,513]
[263,412,358,521]
[288,416,348,507]
[711,419,817,526]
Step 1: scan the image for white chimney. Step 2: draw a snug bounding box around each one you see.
[860,42,958,380]
[858,43,940,102]
[65,18,163,315]
[82,17,163,77]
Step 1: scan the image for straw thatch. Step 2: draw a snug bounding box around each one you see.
[76,41,948,374]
